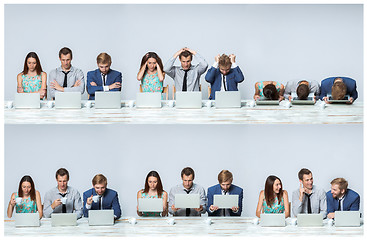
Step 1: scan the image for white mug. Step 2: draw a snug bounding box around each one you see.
[128,100,134,108]
[167,218,175,225]
[129,217,137,225]
[86,101,93,108]
[319,101,326,109]
[15,197,22,205]
[61,197,67,204]
[327,219,333,226]
[291,218,297,226]
[168,100,175,108]
[47,101,54,108]
[253,218,259,225]
[246,100,255,108]
[205,100,212,108]
[92,196,99,203]
[6,101,13,109]
[205,218,212,225]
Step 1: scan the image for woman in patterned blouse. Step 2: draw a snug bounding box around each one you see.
[137,52,165,93]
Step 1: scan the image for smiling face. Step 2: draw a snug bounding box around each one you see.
[94,183,106,196]
[57,175,68,192]
[26,57,37,72]
[331,184,345,199]
[180,56,192,70]
[21,181,32,196]
[182,174,194,190]
[59,53,72,71]
[300,173,313,191]
[273,179,282,194]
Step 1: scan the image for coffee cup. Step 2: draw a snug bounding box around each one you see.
[167,218,175,225]
[15,197,22,205]
[86,101,93,108]
[246,100,255,108]
[205,100,212,108]
[253,217,259,225]
[92,196,99,203]
[291,218,297,226]
[47,101,54,108]
[61,197,67,204]
[168,100,174,108]
[129,217,137,225]
[327,219,333,226]
[6,101,13,109]
[205,218,212,225]
[128,100,134,108]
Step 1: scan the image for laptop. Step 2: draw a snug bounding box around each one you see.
[334,211,360,227]
[138,198,163,212]
[256,97,279,105]
[215,91,241,108]
[51,213,77,227]
[55,92,81,109]
[291,92,315,105]
[94,92,121,109]
[174,194,200,208]
[297,214,323,227]
[88,210,114,226]
[175,92,202,109]
[14,93,40,109]
[14,213,40,227]
[260,213,286,227]
[327,94,351,103]
[136,92,162,108]
[213,195,239,209]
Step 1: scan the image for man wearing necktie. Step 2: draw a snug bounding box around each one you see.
[291,168,327,218]
[83,174,121,219]
[164,47,208,92]
[42,168,83,219]
[326,178,360,219]
[207,170,243,217]
[86,53,122,100]
[48,47,85,100]
[205,54,244,100]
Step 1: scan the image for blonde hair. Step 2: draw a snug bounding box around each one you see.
[96,53,112,65]
[218,54,232,68]
[92,174,108,186]
[218,170,233,183]
[330,178,348,191]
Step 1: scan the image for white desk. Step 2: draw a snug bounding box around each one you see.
[4,217,363,237]
[4,100,363,124]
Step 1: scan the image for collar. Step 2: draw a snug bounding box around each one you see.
[179,65,193,71]
[57,66,74,72]
[181,183,195,191]
[56,186,69,194]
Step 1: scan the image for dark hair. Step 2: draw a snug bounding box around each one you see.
[18,175,36,201]
[22,52,43,75]
[179,50,193,60]
[59,47,73,59]
[55,168,69,181]
[139,52,164,76]
[263,84,279,100]
[143,171,164,198]
[331,81,347,100]
[264,175,283,207]
[298,168,312,181]
[181,167,195,179]
[296,84,310,100]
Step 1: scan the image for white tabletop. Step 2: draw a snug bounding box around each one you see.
[4,100,363,124]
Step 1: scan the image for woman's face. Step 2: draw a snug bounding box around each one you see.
[27,57,37,72]
[273,179,282,194]
[21,181,32,196]
[147,57,157,71]
[148,176,158,190]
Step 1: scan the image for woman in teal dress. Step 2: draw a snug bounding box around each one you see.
[137,52,165,93]
[254,81,285,101]
[256,175,290,218]
[7,175,43,219]
[137,171,168,217]
[17,52,47,99]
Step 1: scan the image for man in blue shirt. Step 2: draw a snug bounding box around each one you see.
[320,77,358,104]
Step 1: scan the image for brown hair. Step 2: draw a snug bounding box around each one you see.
[218,170,233,184]
[18,175,36,201]
[181,167,195,179]
[264,175,283,207]
[298,168,312,181]
[296,84,310,100]
[139,52,164,75]
[55,168,69,181]
[330,178,348,191]
[218,54,232,68]
[92,174,108,186]
[96,53,112,65]
[59,47,73,59]
[179,50,193,60]
[331,81,347,100]
[22,52,43,75]
[263,84,279,100]
[143,171,164,198]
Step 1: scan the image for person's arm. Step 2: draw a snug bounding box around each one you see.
[87,71,103,96]
[256,191,264,218]
[193,52,208,76]
[162,191,168,217]
[348,81,358,103]
[231,188,243,216]
[163,49,184,78]
[349,194,360,211]
[319,80,327,101]
[229,54,244,83]
[43,191,58,218]
[206,187,216,215]
[17,74,24,93]
[254,82,260,100]
[205,65,217,84]
[283,190,290,218]
[74,191,83,219]
[36,191,43,219]
[64,69,85,94]
[47,70,56,100]
[326,192,335,219]
[36,72,47,99]
[108,72,122,92]
[82,191,89,217]
[7,193,16,218]
[319,190,327,219]
[278,84,285,101]
[137,59,147,81]
[198,188,207,214]
[136,190,143,216]
[291,190,302,217]
[156,63,165,82]
[283,82,292,100]
[168,188,179,215]
[112,192,122,219]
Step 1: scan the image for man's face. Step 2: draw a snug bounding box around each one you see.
[300,173,313,190]
[94,183,106,196]
[331,184,345,199]
[220,180,232,192]
[56,175,68,192]
[180,56,192,70]
[98,63,110,75]
[59,53,72,70]
[182,174,194,189]
[219,65,231,75]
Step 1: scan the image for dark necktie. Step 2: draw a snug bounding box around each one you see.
[338,199,342,211]
[59,193,67,213]
[305,193,312,214]
[98,196,102,210]
[62,71,70,88]
[102,74,106,86]
[182,70,189,92]
[184,189,192,216]
[222,75,227,91]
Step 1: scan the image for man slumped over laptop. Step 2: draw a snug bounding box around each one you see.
[319,77,358,104]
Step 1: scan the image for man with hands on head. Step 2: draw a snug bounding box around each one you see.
[205,54,244,100]
[48,47,85,100]
[87,53,122,100]
[207,170,243,216]
[43,168,83,219]
[83,174,121,219]
[164,47,208,92]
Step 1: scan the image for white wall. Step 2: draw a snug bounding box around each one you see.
[4,124,363,217]
[4,4,363,101]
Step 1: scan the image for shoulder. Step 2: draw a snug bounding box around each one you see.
[36,190,41,196]
[208,184,219,192]
[41,72,47,77]
[49,68,57,74]
[231,184,243,191]
[17,73,23,78]
[260,190,264,196]
[109,69,121,75]
[163,191,168,197]
[348,189,360,198]
[313,185,326,194]
[321,77,334,84]
[83,188,93,195]
[107,188,118,195]
[326,190,332,197]
[11,192,16,197]
[69,186,81,195]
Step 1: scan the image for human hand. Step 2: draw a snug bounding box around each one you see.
[90,82,97,86]
[51,199,62,209]
[17,87,24,93]
[327,212,335,219]
[229,54,236,63]
[254,95,260,100]
[288,96,292,102]
[171,204,180,212]
[184,47,197,55]
[194,205,203,212]
[279,96,285,101]
[209,205,219,212]
[299,183,305,201]
[323,96,330,104]
[87,195,93,205]
[109,82,121,90]
[10,196,16,207]
[73,80,81,87]
[346,97,354,104]
[231,206,239,212]
[215,55,220,63]
[51,80,63,91]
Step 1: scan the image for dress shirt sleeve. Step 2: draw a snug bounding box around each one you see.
[73,190,83,219]
[194,53,208,76]
[48,70,56,100]
[199,187,207,214]
[283,82,293,100]
[168,188,176,215]
[163,57,176,79]
[43,191,55,218]
[312,82,321,100]
[64,69,85,94]
[319,190,327,219]
[291,190,302,217]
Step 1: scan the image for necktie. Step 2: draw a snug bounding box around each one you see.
[102,74,106,86]
[222,74,227,91]
[305,193,312,214]
[338,199,342,211]
[62,71,70,88]
[98,196,102,210]
[184,189,192,216]
[182,70,189,92]
[59,193,67,213]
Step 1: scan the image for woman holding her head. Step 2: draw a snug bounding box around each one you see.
[137,171,168,217]
[256,175,290,218]
[7,175,43,218]
[137,52,165,93]
[254,81,285,101]
[17,52,47,99]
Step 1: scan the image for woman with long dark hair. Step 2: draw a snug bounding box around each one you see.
[256,175,290,218]
[254,81,284,101]
[17,52,47,99]
[136,171,168,217]
[137,52,165,93]
[7,175,43,218]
